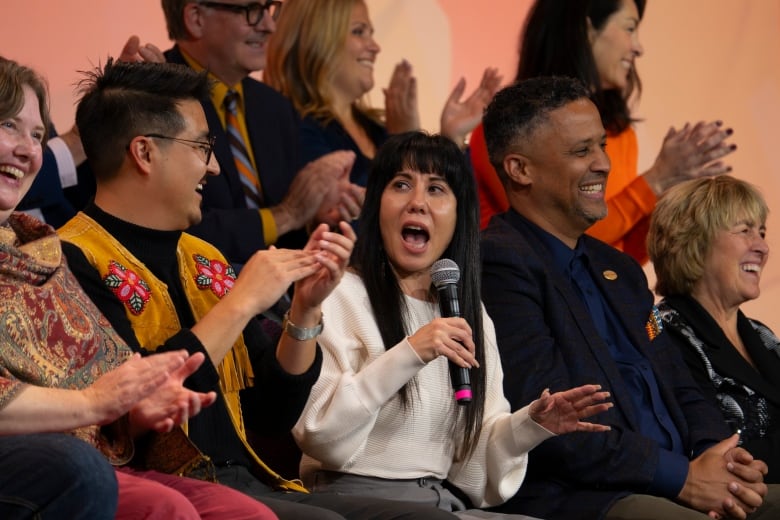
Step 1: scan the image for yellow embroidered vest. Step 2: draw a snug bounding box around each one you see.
[59,212,306,492]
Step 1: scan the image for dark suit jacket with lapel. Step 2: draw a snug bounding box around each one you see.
[480,209,731,520]
[659,294,780,481]
[165,46,306,264]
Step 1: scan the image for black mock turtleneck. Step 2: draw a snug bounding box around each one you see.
[61,203,321,469]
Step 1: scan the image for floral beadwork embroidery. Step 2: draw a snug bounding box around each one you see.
[645,305,663,341]
[103,260,151,315]
[193,254,236,298]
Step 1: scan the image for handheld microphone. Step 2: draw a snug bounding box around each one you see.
[430,258,472,405]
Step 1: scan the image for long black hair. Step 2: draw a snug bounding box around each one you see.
[351,131,486,459]
[517,0,646,134]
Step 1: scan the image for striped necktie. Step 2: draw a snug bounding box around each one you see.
[224,90,263,208]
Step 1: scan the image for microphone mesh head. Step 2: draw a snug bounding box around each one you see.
[430,258,460,288]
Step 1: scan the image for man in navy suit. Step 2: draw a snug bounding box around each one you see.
[479,76,780,520]
[124,0,360,264]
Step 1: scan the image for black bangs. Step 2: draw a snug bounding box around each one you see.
[388,133,471,198]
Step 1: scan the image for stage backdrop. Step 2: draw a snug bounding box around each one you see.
[2,0,779,324]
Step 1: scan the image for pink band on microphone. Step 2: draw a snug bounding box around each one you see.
[454,389,473,401]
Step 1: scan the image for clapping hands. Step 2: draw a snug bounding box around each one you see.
[644,120,736,195]
[384,61,503,150]
[440,67,502,148]
[128,351,217,434]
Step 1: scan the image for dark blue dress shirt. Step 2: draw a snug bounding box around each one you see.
[523,215,689,497]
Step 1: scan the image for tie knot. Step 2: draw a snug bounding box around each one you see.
[224,90,240,113]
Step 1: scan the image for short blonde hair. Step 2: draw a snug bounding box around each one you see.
[648,176,768,296]
[265,0,378,123]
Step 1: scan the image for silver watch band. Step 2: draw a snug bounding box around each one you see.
[282,311,323,341]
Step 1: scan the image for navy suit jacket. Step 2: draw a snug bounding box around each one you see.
[165,46,306,263]
[17,126,94,228]
[17,144,75,228]
[480,209,731,520]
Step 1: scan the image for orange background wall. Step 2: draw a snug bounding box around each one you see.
[2,0,780,324]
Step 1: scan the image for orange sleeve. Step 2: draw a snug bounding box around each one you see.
[585,128,657,264]
[469,124,509,229]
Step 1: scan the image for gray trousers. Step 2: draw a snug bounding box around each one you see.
[310,470,543,520]
[216,465,460,520]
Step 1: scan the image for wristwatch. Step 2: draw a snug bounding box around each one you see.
[282,310,323,341]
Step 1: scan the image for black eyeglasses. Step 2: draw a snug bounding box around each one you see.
[198,1,282,25]
[144,134,216,165]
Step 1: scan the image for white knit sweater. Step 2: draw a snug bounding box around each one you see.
[293,272,553,508]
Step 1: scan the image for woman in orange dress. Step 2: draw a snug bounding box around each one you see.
[470,0,735,264]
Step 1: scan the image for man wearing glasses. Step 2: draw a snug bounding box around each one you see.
[197,0,282,24]
[146,0,362,265]
[60,58,458,520]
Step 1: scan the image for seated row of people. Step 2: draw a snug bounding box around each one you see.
[2,5,776,520]
[4,46,780,519]
[3,55,479,520]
